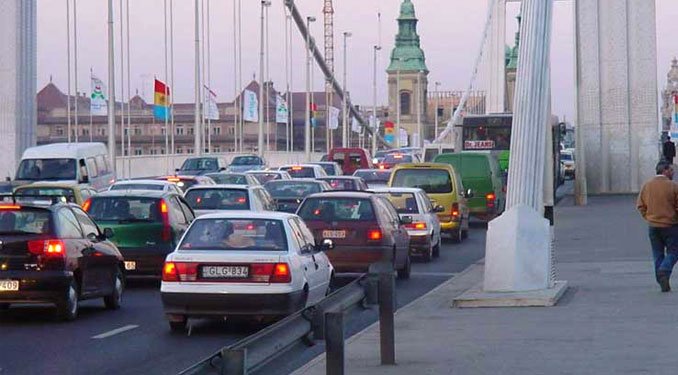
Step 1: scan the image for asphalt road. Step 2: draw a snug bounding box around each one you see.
[0,227,486,375]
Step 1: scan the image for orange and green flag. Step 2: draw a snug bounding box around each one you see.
[154,79,171,120]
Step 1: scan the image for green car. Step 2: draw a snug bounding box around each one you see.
[84,190,195,276]
[433,152,505,221]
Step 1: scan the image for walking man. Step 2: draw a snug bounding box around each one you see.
[637,162,678,292]
[663,136,675,165]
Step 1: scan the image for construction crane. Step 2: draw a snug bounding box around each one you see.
[323,0,334,150]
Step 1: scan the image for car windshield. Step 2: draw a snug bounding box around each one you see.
[179,218,287,251]
[180,158,217,171]
[16,159,77,181]
[317,164,336,175]
[391,169,453,194]
[383,154,413,163]
[184,189,249,211]
[354,170,391,183]
[561,153,573,162]
[87,197,163,222]
[298,198,376,222]
[379,192,419,214]
[250,173,282,184]
[111,184,164,191]
[15,187,76,203]
[206,174,248,185]
[231,156,262,166]
[323,179,357,190]
[0,208,52,235]
[264,181,321,198]
[280,166,315,178]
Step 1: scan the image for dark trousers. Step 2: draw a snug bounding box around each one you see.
[666,156,674,165]
[648,225,678,278]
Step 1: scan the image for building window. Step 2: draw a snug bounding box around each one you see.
[82,128,89,137]
[212,146,221,153]
[400,91,411,115]
[160,148,166,155]
[123,149,129,156]
[176,147,183,154]
[134,148,143,156]
[161,128,167,136]
[212,126,221,135]
[123,128,128,136]
[99,128,107,136]
[187,148,194,154]
[176,127,184,135]
[228,126,235,135]
[134,128,142,136]
[227,147,235,152]
[188,127,194,135]
[56,127,64,136]
[149,149,158,155]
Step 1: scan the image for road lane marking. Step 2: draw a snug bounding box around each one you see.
[92,325,139,339]
[411,272,457,277]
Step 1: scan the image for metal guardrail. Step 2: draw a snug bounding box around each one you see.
[179,269,396,375]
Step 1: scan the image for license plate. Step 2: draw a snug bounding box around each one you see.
[124,261,136,271]
[0,280,19,292]
[323,230,346,239]
[201,266,249,279]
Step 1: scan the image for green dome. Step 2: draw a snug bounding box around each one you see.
[399,0,416,19]
[388,0,428,73]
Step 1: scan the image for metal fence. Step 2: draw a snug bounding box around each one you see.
[179,270,397,375]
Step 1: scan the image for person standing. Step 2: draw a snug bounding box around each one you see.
[637,162,678,292]
[663,136,676,165]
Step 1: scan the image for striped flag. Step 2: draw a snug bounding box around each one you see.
[154,79,171,120]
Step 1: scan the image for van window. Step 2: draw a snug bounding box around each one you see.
[16,159,77,181]
[349,153,363,169]
[332,152,345,167]
[391,169,453,194]
[86,158,99,178]
[95,155,108,175]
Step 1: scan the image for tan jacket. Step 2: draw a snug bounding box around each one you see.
[637,175,678,228]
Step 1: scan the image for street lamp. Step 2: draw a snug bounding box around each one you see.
[417,69,424,148]
[342,31,352,148]
[434,81,441,140]
[258,0,271,157]
[305,16,316,162]
[372,45,381,155]
[395,57,402,148]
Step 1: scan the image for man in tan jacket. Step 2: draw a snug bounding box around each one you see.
[637,162,678,292]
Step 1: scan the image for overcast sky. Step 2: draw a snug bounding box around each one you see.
[36,0,678,123]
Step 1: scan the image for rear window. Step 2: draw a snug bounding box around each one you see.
[391,169,452,194]
[349,153,363,168]
[318,164,336,175]
[207,174,247,185]
[111,184,164,191]
[264,181,321,198]
[180,158,217,171]
[280,166,315,178]
[383,154,413,163]
[250,173,282,184]
[184,189,249,211]
[0,208,52,235]
[354,170,391,183]
[87,197,163,223]
[231,156,263,166]
[379,192,419,214]
[179,218,287,251]
[323,179,356,190]
[15,187,76,203]
[298,198,376,222]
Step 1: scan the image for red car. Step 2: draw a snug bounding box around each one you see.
[296,191,411,279]
[328,148,374,175]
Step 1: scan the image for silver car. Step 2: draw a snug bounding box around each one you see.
[371,187,443,262]
[183,185,276,216]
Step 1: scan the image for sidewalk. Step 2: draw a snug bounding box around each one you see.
[294,195,678,375]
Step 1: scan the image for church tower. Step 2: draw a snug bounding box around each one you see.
[387,0,429,147]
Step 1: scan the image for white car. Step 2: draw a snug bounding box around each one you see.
[108,179,183,195]
[160,211,334,331]
[246,170,293,185]
[184,185,276,216]
[278,164,328,179]
[371,187,442,261]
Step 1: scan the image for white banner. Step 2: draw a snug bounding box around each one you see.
[399,128,409,147]
[243,89,258,122]
[204,86,220,120]
[329,107,340,130]
[369,114,380,130]
[90,74,108,116]
[351,116,361,133]
[276,95,289,124]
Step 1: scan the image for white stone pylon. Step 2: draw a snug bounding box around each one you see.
[483,0,554,292]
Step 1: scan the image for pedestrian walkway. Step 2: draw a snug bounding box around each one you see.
[294,195,677,375]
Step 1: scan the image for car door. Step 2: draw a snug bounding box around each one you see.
[71,206,118,296]
[56,207,100,296]
[256,187,276,211]
[418,191,440,245]
[288,218,322,303]
[170,196,192,242]
[377,197,408,266]
[296,217,330,297]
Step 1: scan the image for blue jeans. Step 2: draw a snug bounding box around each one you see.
[648,226,678,278]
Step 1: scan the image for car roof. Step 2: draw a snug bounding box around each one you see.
[197,211,298,220]
[354,169,391,173]
[391,163,454,171]
[306,191,374,199]
[265,178,321,184]
[247,170,283,174]
[318,176,361,181]
[15,182,84,189]
[113,179,172,186]
[279,164,320,168]
[311,161,338,166]
[370,187,424,194]
[21,142,107,160]
[206,172,247,176]
[94,190,170,198]
[185,184,251,191]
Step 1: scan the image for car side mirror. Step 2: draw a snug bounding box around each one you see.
[219,167,227,171]
[175,168,180,172]
[465,189,474,199]
[400,216,413,225]
[433,205,445,213]
[87,232,98,242]
[317,238,334,252]
[103,227,114,239]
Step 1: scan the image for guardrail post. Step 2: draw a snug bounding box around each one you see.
[378,272,396,365]
[220,348,246,375]
[325,311,345,375]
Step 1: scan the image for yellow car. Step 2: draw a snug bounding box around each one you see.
[13,182,98,207]
[388,163,471,242]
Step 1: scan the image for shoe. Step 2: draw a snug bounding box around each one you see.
[658,273,671,292]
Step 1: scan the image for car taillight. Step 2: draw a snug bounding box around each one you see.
[451,203,460,220]
[159,199,171,242]
[367,229,383,241]
[486,193,496,208]
[162,262,198,282]
[251,263,291,283]
[0,205,21,210]
[82,198,92,211]
[405,222,427,230]
[27,240,66,257]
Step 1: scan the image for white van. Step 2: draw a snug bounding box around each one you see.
[15,143,115,191]
[423,143,456,162]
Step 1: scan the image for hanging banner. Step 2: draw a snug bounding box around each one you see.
[369,114,380,130]
[90,74,108,116]
[204,86,220,120]
[153,79,171,121]
[351,116,361,133]
[329,107,340,130]
[243,89,258,122]
[276,95,289,124]
[399,128,409,147]
[384,121,395,144]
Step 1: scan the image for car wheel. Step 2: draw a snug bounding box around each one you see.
[397,255,411,280]
[0,303,10,311]
[422,240,433,263]
[450,226,462,244]
[56,280,79,321]
[104,268,124,310]
[169,319,187,333]
[432,237,441,258]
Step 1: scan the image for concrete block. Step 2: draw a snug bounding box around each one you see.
[453,280,569,308]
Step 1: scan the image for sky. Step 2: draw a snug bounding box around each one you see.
[36,0,678,124]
